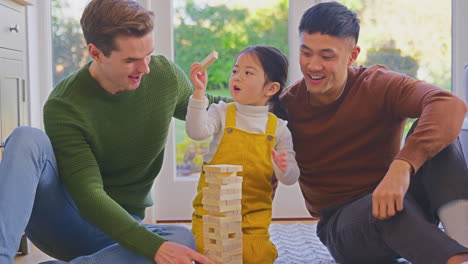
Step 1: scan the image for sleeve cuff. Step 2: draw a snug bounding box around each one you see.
[189,95,209,109]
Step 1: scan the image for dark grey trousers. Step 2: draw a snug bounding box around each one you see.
[317,122,468,264]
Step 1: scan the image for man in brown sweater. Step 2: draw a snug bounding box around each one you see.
[280,2,468,264]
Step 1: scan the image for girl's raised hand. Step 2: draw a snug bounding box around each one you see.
[272,148,288,173]
[189,62,208,100]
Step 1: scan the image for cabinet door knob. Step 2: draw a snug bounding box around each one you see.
[9,24,19,33]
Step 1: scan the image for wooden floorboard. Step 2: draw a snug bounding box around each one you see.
[15,243,54,264]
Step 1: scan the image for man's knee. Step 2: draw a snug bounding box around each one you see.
[165,225,196,250]
[6,127,51,149]
[377,196,428,232]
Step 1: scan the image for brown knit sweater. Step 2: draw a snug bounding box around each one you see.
[280,65,467,218]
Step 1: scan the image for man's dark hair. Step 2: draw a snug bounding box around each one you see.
[299,1,360,44]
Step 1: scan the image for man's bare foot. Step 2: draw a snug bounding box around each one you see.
[446,253,468,264]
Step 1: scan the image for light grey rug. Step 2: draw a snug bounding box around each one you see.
[269,222,411,264]
[269,223,336,264]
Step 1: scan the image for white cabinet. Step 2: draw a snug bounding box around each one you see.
[0,0,28,143]
[0,57,25,142]
[0,0,30,253]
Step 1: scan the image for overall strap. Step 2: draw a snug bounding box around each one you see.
[225,103,237,128]
[265,112,278,136]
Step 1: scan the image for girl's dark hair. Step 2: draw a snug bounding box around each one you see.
[238,46,289,119]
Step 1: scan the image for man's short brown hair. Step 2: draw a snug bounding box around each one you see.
[80,0,154,57]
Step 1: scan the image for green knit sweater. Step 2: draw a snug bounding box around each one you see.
[43,55,227,260]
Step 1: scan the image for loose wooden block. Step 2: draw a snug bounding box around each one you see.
[203,215,242,224]
[207,182,242,191]
[203,164,243,173]
[202,198,241,208]
[206,252,243,264]
[205,239,242,252]
[203,203,241,213]
[204,210,242,217]
[226,199,241,206]
[229,253,243,262]
[203,225,242,234]
[203,186,242,201]
[202,199,241,210]
[205,175,243,184]
[200,51,219,71]
[205,231,242,240]
[205,171,238,178]
[203,222,242,237]
[204,248,243,263]
[204,236,242,247]
[203,191,242,201]
[205,247,242,257]
[204,184,242,194]
[203,188,239,197]
[205,227,242,237]
[203,224,242,236]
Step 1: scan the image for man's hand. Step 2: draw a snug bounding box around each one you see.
[189,63,208,100]
[272,149,288,172]
[154,242,215,264]
[372,159,412,220]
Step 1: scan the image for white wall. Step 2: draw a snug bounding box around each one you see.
[272,0,330,219]
[288,0,327,83]
[27,0,53,129]
[452,0,468,100]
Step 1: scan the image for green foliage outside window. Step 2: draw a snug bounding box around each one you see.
[176,136,210,177]
[366,46,419,79]
[173,0,289,175]
[174,0,288,91]
[51,1,89,87]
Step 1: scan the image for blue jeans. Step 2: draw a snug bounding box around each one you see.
[0,127,195,264]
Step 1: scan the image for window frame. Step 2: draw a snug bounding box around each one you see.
[452,0,468,101]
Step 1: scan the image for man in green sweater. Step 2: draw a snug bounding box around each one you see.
[0,0,225,263]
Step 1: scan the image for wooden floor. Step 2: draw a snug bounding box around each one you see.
[15,243,54,264]
[14,219,314,263]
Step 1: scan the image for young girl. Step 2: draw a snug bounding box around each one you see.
[186,46,299,264]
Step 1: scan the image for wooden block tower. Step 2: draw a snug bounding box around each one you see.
[202,164,243,264]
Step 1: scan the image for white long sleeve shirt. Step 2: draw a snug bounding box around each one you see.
[186,96,299,185]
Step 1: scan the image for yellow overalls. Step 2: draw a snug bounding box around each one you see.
[192,103,278,264]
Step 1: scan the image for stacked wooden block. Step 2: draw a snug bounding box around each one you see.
[202,164,243,264]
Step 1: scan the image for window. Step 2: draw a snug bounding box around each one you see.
[51,0,88,87]
[173,0,288,178]
[340,0,451,134]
